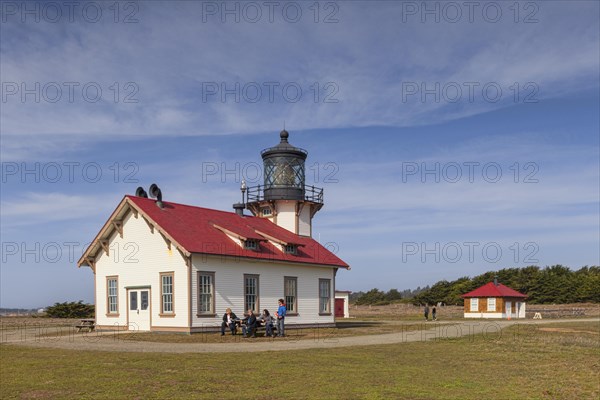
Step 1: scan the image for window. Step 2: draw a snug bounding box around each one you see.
[244,274,259,313]
[244,240,258,250]
[107,277,119,315]
[129,291,138,311]
[140,291,149,311]
[160,272,174,315]
[261,208,272,216]
[487,297,496,312]
[284,277,297,314]
[197,272,215,316]
[470,298,479,312]
[319,279,331,314]
[284,244,297,255]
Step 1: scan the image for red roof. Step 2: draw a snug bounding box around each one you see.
[461,282,527,298]
[126,196,349,268]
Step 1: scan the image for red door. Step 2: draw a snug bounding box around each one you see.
[335,298,345,318]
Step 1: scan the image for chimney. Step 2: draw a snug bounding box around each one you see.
[494,276,498,286]
[233,203,245,217]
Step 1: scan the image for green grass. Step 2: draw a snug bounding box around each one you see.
[104,320,443,343]
[1,322,598,399]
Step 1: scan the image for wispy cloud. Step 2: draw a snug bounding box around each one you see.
[1,1,598,149]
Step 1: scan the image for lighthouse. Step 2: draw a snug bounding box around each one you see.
[240,130,324,237]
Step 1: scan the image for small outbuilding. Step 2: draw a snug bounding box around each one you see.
[461,280,527,319]
[334,290,351,318]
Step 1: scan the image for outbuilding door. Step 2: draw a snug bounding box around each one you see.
[128,289,150,331]
[505,300,512,319]
[335,298,345,318]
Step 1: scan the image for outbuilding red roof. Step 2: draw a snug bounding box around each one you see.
[126,196,349,268]
[461,282,527,298]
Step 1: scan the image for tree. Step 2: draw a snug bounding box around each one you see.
[384,289,403,302]
[409,265,599,305]
[45,301,94,318]
[355,289,386,305]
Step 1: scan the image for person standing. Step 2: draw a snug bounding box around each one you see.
[424,304,430,321]
[432,306,437,321]
[276,299,286,337]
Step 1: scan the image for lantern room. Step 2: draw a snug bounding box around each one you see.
[242,130,324,237]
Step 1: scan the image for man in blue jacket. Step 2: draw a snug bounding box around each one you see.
[276,298,286,337]
[242,309,257,338]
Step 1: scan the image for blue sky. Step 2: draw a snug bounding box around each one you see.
[1,1,599,308]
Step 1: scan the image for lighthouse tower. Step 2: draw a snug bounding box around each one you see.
[242,130,323,237]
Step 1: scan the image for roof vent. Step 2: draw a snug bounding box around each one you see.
[149,183,163,209]
[135,187,148,198]
[233,203,245,217]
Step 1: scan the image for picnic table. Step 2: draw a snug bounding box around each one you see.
[75,319,95,333]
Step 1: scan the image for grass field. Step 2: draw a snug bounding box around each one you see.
[1,321,598,399]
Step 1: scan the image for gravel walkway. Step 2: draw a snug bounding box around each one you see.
[3,318,597,354]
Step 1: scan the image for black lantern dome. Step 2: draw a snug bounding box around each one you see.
[260,130,308,201]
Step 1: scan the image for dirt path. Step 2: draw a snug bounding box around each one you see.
[3,318,598,353]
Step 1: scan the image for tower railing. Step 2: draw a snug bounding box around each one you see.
[246,184,324,204]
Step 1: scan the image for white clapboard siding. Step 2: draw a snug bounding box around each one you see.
[95,211,189,329]
[191,254,335,328]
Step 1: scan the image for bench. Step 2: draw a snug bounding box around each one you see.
[75,319,95,333]
[240,319,277,336]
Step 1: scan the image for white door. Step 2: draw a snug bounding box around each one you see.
[505,300,512,318]
[128,289,150,331]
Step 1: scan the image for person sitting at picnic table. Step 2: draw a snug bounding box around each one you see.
[221,308,238,336]
[242,309,257,338]
[262,309,274,337]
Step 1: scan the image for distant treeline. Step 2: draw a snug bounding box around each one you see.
[350,287,430,305]
[353,265,600,306]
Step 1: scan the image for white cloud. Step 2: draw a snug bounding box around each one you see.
[1,192,119,228]
[1,1,598,148]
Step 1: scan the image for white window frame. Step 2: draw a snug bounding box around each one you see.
[106,277,119,315]
[244,274,259,314]
[197,271,215,316]
[244,240,258,250]
[284,276,298,314]
[487,297,496,312]
[160,272,175,316]
[319,279,331,315]
[470,298,479,312]
[284,244,297,255]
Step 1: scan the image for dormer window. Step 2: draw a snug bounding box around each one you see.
[244,240,258,250]
[261,208,272,216]
[284,244,297,255]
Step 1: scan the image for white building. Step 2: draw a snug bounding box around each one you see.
[78,131,350,333]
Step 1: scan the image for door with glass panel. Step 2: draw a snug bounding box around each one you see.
[128,289,150,331]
